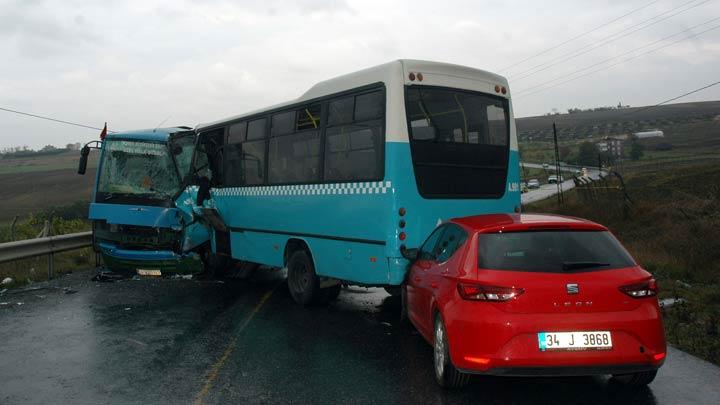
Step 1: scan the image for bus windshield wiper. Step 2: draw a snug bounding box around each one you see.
[562,261,610,271]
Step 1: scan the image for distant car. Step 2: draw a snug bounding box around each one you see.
[402,214,666,388]
[575,169,582,176]
[521,183,529,193]
[527,179,540,189]
[542,163,549,169]
[548,175,564,184]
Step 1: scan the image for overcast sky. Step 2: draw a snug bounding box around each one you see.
[1,0,719,149]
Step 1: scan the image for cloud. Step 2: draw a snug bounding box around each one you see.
[0,0,719,148]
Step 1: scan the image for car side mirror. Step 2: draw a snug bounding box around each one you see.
[401,247,419,261]
[77,146,90,175]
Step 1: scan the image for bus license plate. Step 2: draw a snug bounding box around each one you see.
[137,269,162,277]
[538,331,612,351]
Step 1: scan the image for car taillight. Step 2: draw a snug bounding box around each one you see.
[619,278,658,298]
[457,283,524,301]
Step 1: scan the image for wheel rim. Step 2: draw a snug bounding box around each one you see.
[434,319,446,378]
[290,261,309,295]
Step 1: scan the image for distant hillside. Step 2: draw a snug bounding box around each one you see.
[516,101,720,141]
[0,150,98,222]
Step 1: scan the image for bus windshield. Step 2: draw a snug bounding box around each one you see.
[405,86,510,199]
[96,139,182,203]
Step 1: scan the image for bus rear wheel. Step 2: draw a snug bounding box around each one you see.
[287,250,320,305]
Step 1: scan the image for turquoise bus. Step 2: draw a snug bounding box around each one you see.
[194,60,520,304]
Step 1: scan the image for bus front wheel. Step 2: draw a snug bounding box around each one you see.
[287,250,320,305]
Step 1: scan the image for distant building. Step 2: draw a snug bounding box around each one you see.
[597,136,624,158]
[633,130,664,139]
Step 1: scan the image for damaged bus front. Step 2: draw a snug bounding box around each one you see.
[78,127,211,276]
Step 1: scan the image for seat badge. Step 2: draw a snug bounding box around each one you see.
[566,283,579,294]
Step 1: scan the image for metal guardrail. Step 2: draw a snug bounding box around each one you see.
[0,231,93,279]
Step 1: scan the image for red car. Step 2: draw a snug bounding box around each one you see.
[401,213,666,388]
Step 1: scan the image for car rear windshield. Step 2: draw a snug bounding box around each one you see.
[478,230,636,273]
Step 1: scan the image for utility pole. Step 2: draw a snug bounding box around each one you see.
[553,122,563,205]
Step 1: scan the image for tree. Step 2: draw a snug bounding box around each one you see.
[629,140,645,160]
[577,141,597,166]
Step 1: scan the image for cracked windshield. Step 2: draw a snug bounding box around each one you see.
[97,140,179,200]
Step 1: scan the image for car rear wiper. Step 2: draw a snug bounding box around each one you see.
[562,261,610,271]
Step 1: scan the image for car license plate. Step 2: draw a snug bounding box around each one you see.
[538,331,612,351]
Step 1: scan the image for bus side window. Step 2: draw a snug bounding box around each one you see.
[324,90,384,182]
[224,122,247,186]
[268,105,321,184]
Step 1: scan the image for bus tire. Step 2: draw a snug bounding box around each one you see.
[202,247,228,278]
[319,284,341,303]
[400,283,409,323]
[287,250,320,305]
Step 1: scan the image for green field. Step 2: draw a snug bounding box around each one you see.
[0,150,98,222]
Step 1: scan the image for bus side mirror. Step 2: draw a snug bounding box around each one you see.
[196,176,211,206]
[401,247,419,261]
[78,146,90,175]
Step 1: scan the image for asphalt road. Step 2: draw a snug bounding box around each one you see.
[1,269,719,405]
[520,163,603,205]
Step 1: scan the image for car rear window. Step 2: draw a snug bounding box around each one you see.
[478,230,636,273]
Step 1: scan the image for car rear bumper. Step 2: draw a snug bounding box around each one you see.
[444,300,666,374]
[459,363,660,377]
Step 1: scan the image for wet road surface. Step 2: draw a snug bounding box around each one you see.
[1,268,719,405]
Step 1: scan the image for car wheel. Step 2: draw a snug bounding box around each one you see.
[433,315,470,388]
[287,250,320,305]
[610,370,658,386]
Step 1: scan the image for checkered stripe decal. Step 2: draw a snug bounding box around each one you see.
[212,181,393,197]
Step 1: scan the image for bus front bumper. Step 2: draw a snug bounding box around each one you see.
[96,242,203,275]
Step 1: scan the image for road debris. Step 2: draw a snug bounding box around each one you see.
[63,287,78,295]
[2,277,13,286]
[92,269,124,282]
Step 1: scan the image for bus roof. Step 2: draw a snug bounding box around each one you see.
[105,127,193,143]
[196,59,509,132]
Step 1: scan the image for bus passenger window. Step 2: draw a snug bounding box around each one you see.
[324,89,385,182]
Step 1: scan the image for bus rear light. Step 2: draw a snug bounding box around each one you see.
[399,207,406,216]
[501,86,507,94]
[494,85,501,93]
[457,283,524,301]
[417,73,424,81]
[399,232,407,241]
[619,278,658,298]
[409,72,416,81]
[399,220,406,228]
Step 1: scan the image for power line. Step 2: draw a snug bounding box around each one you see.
[514,17,720,96]
[513,22,720,98]
[623,80,720,115]
[510,0,711,81]
[0,106,113,133]
[498,0,660,73]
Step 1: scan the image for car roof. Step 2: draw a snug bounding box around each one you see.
[450,213,608,233]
